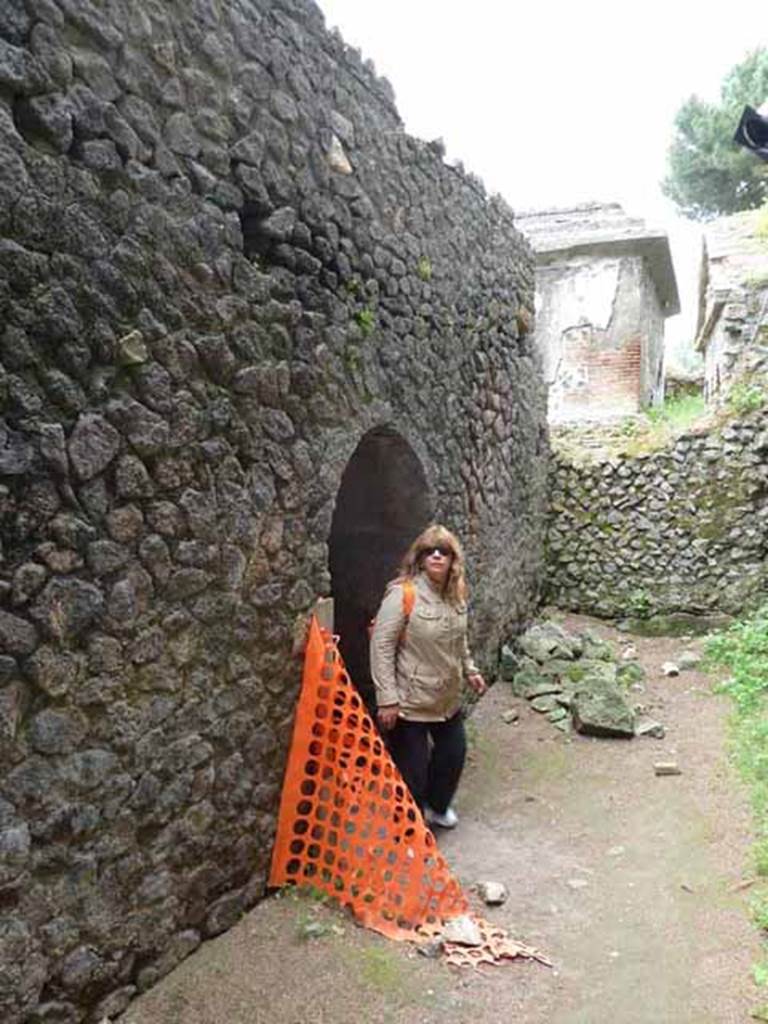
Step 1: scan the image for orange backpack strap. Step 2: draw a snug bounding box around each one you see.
[368,579,416,641]
[401,578,415,622]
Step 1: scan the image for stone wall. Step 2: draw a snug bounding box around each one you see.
[696,209,768,403]
[546,412,768,619]
[0,2,547,1020]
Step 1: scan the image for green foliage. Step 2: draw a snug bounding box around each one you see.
[752,892,768,932]
[755,838,768,878]
[646,393,706,428]
[357,947,403,992]
[756,201,768,243]
[755,959,768,988]
[617,661,646,686]
[615,395,707,458]
[707,604,768,712]
[727,378,768,415]
[290,884,346,941]
[662,49,768,220]
[416,256,432,281]
[295,883,330,903]
[744,270,768,289]
[354,307,376,336]
[626,589,652,618]
[707,606,768,989]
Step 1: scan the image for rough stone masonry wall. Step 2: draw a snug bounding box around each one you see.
[0,2,547,1021]
[546,413,768,619]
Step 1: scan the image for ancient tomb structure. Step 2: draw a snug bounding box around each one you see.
[0,1,547,1020]
[695,208,768,403]
[518,203,680,424]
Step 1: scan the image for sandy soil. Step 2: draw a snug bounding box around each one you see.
[122,615,762,1024]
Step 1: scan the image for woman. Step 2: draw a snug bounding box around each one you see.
[370,524,486,828]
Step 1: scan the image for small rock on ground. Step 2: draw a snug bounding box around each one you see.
[654,761,682,776]
[478,881,508,905]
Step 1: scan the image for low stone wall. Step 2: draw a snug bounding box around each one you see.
[546,412,768,618]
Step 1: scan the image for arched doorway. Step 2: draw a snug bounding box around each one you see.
[329,427,433,711]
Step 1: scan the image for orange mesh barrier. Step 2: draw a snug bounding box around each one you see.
[444,918,552,969]
[269,615,468,940]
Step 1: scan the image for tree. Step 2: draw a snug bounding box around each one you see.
[662,49,768,220]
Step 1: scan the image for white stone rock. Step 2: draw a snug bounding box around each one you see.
[327,134,352,174]
[661,661,679,677]
[478,881,508,905]
[441,914,483,946]
[678,650,701,670]
[654,761,682,776]
[635,719,665,739]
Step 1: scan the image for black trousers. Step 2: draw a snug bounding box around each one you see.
[386,712,466,815]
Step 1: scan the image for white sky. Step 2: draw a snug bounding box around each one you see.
[316,0,767,363]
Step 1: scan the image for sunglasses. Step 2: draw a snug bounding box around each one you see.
[421,545,453,558]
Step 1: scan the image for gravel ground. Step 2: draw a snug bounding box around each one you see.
[122,615,761,1024]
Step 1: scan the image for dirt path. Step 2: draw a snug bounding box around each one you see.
[123,616,760,1024]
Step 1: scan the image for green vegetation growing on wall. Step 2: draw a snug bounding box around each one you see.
[552,394,708,462]
[416,256,432,281]
[756,201,768,245]
[727,377,768,416]
[354,307,377,336]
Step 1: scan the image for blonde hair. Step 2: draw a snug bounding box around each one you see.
[397,523,467,606]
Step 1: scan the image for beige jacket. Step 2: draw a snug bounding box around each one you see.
[370,572,480,722]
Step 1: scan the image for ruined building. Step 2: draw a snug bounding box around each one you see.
[518,203,680,423]
[0,1,548,1020]
[695,207,768,403]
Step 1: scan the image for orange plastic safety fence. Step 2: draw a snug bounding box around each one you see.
[269,615,468,941]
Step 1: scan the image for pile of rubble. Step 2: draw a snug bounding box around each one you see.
[500,621,654,739]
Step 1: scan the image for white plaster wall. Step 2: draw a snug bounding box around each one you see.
[534,253,664,423]
[704,323,727,401]
[535,256,621,387]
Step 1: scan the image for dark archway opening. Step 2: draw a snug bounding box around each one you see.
[329,426,433,711]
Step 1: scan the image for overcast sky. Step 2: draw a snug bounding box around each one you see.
[316,0,766,359]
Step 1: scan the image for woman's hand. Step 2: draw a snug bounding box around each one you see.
[467,673,487,696]
[377,704,400,731]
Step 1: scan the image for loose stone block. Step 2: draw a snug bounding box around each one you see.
[654,762,682,776]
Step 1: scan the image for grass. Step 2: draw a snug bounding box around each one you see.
[646,393,706,429]
[743,270,768,290]
[356,946,404,992]
[552,393,708,462]
[755,201,768,245]
[705,604,768,994]
[286,884,348,941]
[621,394,707,456]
